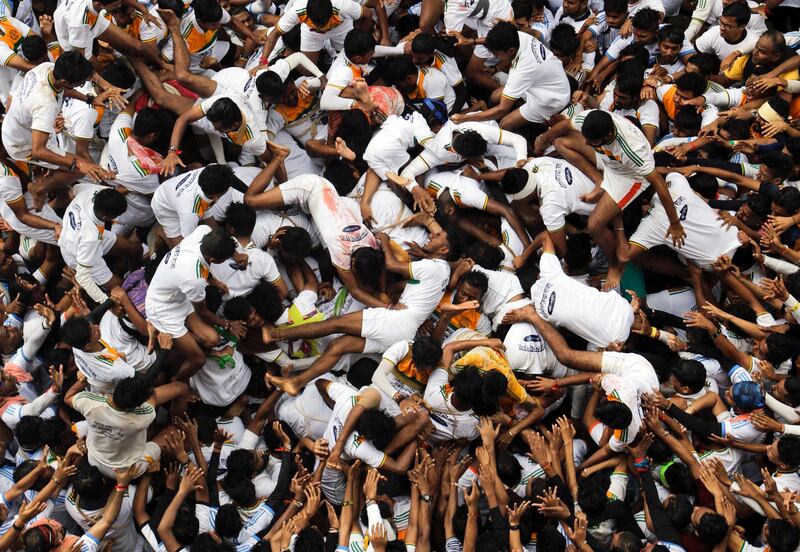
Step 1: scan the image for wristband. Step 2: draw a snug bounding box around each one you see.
[293,500,304,508]
[509,524,520,531]
[114,484,126,491]
[12,523,24,531]
[52,477,62,485]
[342,500,353,507]
[650,327,659,339]
[168,146,182,155]
[633,456,650,472]
[710,328,722,339]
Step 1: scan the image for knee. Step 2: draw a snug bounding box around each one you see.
[586,214,605,235]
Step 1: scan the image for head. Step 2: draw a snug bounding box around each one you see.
[323,158,360,197]
[674,71,708,108]
[564,233,592,273]
[726,380,765,413]
[692,509,729,544]
[631,8,660,44]
[411,98,449,131]
[20,35,47,65]
[451,129,488,160]
[673,106,702,137]
[562,0,588,17]
[581,110,615,147]
[763,519,800,552]
[719,1,750,42]
[193,0,224,29]
[355,409,396,450]
[344,29,376,65]
[224,202,256,238]
[670,359,706,395]
[454,270,488,304]
[610,532,642,552]
[224,296,262,328]
[352,247,385,292]
[272,227,313,263]
[306,0,333,27]
[61,316,99,349]
[422,228,453,259]
[499,167,529,196]
[603,0,627,27]
[93,188,127,221]
[112,375,154,409]
[754,332,794,365]
[15,417,43,451]
[248,282,284,324]
[549,24,579,64]
[132,107,169,145]
[752,30,788,67]
[256,70,297,106]
[737,192,772,228]
[410,32,436,66]
[760,151,793,186]
[485,21,521,62]
[101,59,136,93]
[595,398,633,429]
[465,242,504,270]
[770,377,800,406]
[767,434,800,468]
[657,25,684,62]
[52,51,93,89]
[214,504,243,539]
[411,336,443,372]
[686,52,721,77]
[205,98,243,135]
[200,228,237,264]
[294,527,326,552]
[451,365,483,409]
[613,71,644,110]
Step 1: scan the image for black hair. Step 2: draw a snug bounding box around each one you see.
[658,24,685,45]
[134,107,168,139]
[324,158,359,197]
[275,226,313,261]
[94,188,127,219]
[15,417,43,451]
[113,375,154,409]
[499,168,528,195]
[352,247,384,292]
[721,117,752,139]
[411,336,443,369]
[223,296,253,322]
[190,533,233,551]
[603,0,627,14]
[205,98,242,129]
[549,23,579,57]
[581,110,614,142]
[256,70,286,101]
[746,192,772,221]
[485,21,520,53]
[384,55,419,86]
[675,72,707,97]
[225,477,257,506]
[347,357,378,388]
[765,333,794,365]
[356,409,396,450]
[615,70,644,98]
[20,35,46,64]
[460,270,489,296]
[577,472,609,514]
[226,449,256,478]
[766,519,800,552]
[784,378,800,407]
[538,525,566,552]
[474,370,506,416]
[306,0,333,27]
[295,527,326,552]
[215,503,243,539]
[53,51,93,86]
[193,0,223,22]
[595,399,632,429]
[61,316,93,349]
[248,281,284,323]
[721,0,751,26]
[452,365,482,408]
[674,106,702,135]
[664,462,695,495]
[198,164,235,197]
[766,96,791,120]
[411,33,436,55]
[687,53,720,76]
[612,532,643,552]
[72,461,112,501]
[466,242,503,270]
[200,228,236,261]
[763,152,794,182]
[452,129,487,158]
[158,0,184,16]
[344,29,376,59]
[695,512,729,544]
[495,450,522,487]
[175,507,201,545]
[564,233,591,272]
[632,8,660,33]
[673,359,706,394]
[665,495,693,531]
[395,14,419,38]
[224,202,257,236]
[39,418,68,452]
[101,60,136,90]
[778,435,800,467]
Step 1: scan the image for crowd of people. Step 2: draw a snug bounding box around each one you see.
[0,0,797,548]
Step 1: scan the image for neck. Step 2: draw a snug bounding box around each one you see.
[85,341,103,353]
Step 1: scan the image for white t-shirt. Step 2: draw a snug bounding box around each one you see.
[601,352,659,451]
[209,242,281,299]
[502,32,569,102]
[191,348,251,407]
[503,321,567,378]
[397,259,450,325]
[1,62,63,161]
[275,0,362,34]
[471,265,524,317]
[98,311,154,374]
[146,226,213,314]
[695,27,759,60]
[362,113,433,181]
[322,383,387,467]
[531,252,634,347]
[54,0,111,57]
[423,368,480,442]
[274,379,333,440]
[72,341,136,395]
[278,174,377,270]
[152,168,215,238]
[629,173,741,269]
[106,112,161,195]
[572,110,655,177]
[58,185,112,270]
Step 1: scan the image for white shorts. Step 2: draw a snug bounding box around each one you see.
[145,295,194,338]
[320,463,347,504]
[601,168,650,210]
[491,297,533,331]
[151,200,203,240]
[360,308,420,353]
[4,134,65,170]
[61,233,118,284]
[300,20,352,52]
[519,87,570,124]
[88,441,161,480]
[0,195,60,245]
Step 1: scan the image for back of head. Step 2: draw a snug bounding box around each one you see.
[549,23,578,57]
[295,527,326,552]
[256,70,286,102]
[673,359,706,394]
[344,28,376,59]
[384,55,418,86]
[767,519,800,552]
[306,0,333,27]
[199,164,235,197]
[411,32,436,55]
[538,525,566,552]
[616,70,644,98]
[73,461,111,501]
[618,43,650,68]
[632,7,660,32]
[777,434,800,467]
[452,365,482,407]
[53,51,93,86]
[675,71,707,97]
[784,377,800,407]
[193,0,223,23]
[581,110,614,142]
[485,21,520,53]
[451,129,487,158]
[466,242,503,270]
[695,512,729,545]
[200,228,236,262]
[411,336,443,369]
[248,281,284,323]
[94,188,128,219]
[223,296,253,323]
[687,52,720,76]
[460,270,489,296]
[611,532,642,552]
[352,246,384,291]
[323,159,359,197]
[15,417,42,451]
[411,98,449,129]
[20,35,46,64]
[495,450,522,487]
[356,409,396,450]
[674,106,702,136]
[500,167,529,195]
[564,233,591,272]
[276,226,312,261]
[113,375,154,410]
[102,60,136,91]
[595,398,632,429]
[134,107,169,139]
[225,202,256,236]
[214,504,243,539]
[205,98,241,128]
[765,332,794,365]
[61,316,92,349]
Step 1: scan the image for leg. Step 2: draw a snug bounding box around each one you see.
[186,311,221,348]
[265,310,365,342]
[553,134,603,185]
[171,28,218,98]
[266,335,365,395]
[129,57,195,115]
[499,108,530,132]
[465,53,500,93]
[586,192,622,289]
[171,331,207,381]
[418,0,443,33]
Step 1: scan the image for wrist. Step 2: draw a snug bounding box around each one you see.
[114,484,127,491]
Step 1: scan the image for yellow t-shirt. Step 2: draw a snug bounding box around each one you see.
[450,346,529,404]
[724,54,800,84]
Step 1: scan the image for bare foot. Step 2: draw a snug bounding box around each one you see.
[265,373,301,396]
[602,264,623,292]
